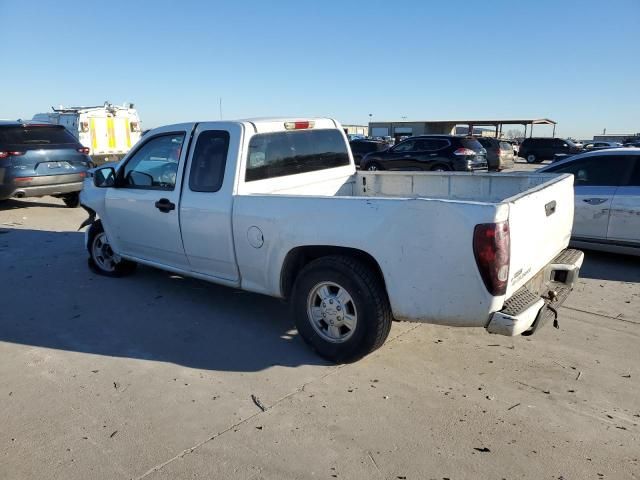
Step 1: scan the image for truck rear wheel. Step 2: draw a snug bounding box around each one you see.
[292,255,392,363]
[87,221,137,277]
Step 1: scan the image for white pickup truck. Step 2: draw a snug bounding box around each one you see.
[80,118,584,362]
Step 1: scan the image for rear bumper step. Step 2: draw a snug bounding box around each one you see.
[486,248,584,336]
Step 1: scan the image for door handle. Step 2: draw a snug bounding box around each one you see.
[403,154,412,158]
[582,198,607,205]
[155,198,175,212]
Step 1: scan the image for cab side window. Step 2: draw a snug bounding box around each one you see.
[189,130,230,192]
[122,133,185,190]
[548,156,634,186]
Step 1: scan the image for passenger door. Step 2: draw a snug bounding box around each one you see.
[607,156,640,245]
[414,139,449,170]
[179,123,242,284]
[105,126,193,268]
[384,139,418,170]
[547,155,634,240]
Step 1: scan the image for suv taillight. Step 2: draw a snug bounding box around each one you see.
[454,147,476,156]
[0,151,25,158]
[77,147,90,155]
[473,221,510,296]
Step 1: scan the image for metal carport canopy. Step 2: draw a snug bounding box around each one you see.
[448,118,557,137]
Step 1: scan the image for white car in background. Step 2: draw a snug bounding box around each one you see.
[583,141,623,151]
[539,148,640,255]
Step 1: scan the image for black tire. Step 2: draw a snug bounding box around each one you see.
[430,164,451,172]
[292,255,392,363]
[365,162,382,172]
[525,154,537,164]
[87,221,137,277]
[62,192,80,208]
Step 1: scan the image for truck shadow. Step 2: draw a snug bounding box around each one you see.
[0,228,328,372]
[579,249,640,283]
[0,198,69,210]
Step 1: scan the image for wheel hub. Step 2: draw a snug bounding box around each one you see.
[321,298,344,326]
[307,282,357,343]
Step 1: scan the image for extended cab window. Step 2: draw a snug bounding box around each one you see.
[189,130,230,192]
[122,133,185,190]
[547,156,634,186]
[245,129,349,182]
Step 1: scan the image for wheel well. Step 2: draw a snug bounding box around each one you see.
[280,246,387,300]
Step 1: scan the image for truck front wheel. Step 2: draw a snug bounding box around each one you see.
[87,221,137,277]
[292,255,392,363]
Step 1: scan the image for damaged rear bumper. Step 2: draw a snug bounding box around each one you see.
[486,248,584,336]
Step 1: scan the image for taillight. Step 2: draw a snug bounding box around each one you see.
[473,221,510,296]
[454,148,476,156]
[77,147,90,155]
[0,151,25,158]
[284,121,315,130]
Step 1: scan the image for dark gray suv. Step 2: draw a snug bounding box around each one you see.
[0,121,92,207]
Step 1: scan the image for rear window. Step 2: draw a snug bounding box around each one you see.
[460,138,484,151]
[499,141,513,151]
[246,129,350,182]
[0,126,78,145]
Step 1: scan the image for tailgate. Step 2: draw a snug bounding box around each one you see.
[505,174,574,296]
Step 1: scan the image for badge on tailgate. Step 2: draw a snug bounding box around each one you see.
[545,200,557,217]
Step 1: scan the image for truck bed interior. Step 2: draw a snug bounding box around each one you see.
[248,170,570,205]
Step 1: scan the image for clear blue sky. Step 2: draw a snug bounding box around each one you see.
[1,0,638,138]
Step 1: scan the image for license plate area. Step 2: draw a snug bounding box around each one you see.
[36,161,73,173]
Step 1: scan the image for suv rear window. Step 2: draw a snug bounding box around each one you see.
[246,129,350,182]
[0,126,78,146]
[460,138,483,151]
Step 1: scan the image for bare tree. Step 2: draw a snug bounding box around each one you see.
[505,129,524,139]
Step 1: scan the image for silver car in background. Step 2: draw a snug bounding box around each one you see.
[539,148,640,256]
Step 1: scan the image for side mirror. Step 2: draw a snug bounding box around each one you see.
[93,167,116,188]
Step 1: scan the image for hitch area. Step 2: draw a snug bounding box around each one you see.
[487,249,584,337]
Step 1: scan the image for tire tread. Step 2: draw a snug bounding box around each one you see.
[294,254,392,362]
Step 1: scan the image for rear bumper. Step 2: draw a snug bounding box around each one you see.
[0,181,83,199]
[486,248,584,336]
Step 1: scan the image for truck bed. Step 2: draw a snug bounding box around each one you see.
[245,168,567,205]
[235,169,575,325]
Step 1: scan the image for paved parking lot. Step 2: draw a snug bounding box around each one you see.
[1,162,639,480]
